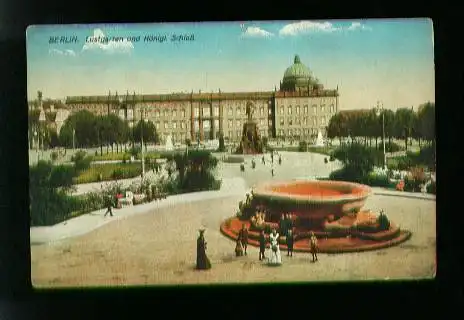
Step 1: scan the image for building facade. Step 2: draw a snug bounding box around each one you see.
[63,55,339,144]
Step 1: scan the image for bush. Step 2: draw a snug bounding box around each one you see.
[75,163,142,184]
[377,141,403,153]
[29,161,79,226]
[224,155,244,163]
[362,172,392,188]
[333,143,378,178]
[377,211,391,231]
[71,150,91,173]
[50,151,58,162]
[427,181,436,194]
[298,141,308,152]
[404,166,427,192]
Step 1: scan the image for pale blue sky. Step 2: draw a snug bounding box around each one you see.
[26,19,434,110]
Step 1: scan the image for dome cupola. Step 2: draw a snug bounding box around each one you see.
[281,55,318,92]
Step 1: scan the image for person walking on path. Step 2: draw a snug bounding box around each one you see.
[262,155,266,165]
[235,238,244,257]
[196,229,212,270]
[259,229,267,261]
[309,231,319,262]
[238,224,249,255]
[104,195,114,217]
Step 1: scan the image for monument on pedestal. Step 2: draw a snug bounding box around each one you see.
[315,130,324,147]
[165,134,174,151]
[235,102,263,154]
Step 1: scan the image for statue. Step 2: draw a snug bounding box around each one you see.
[235,101,263,154]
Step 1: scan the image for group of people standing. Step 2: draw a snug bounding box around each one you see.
[234,223,319,266]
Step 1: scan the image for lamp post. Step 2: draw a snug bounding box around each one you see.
[140,107,148,179]
[72,128,75,151]
[34,130,39,163]
[38,109,46,160]
[375,101,387,170]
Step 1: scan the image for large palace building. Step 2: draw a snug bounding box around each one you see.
[64,55,339,144]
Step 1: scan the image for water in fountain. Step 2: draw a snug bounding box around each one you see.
[315,130,324,147]
[165,134,174,151]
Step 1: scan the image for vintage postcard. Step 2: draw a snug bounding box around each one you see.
[27,19,435,288]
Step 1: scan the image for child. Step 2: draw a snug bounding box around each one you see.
[235,239,244,257]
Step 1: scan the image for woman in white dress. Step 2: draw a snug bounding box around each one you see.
[268,228,282,265]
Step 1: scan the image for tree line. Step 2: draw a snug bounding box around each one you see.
[29,110,159,153]
[326,102,435,151]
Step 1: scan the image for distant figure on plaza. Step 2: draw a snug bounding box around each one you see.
[238,224,249,255]
[278,156,282,165]
[262,155,265,165]
[286,229,294,257]
[259,229,267,261]
[279,214,287,236]
[196,229,212,270]
[271,167,275,177]
[271,152,274,164]
[286,213,294,232]
[309,231,319,262]
[251,158,256,169]
[235,238,244,257]
[104,195,114,217]
[268,229,282,266]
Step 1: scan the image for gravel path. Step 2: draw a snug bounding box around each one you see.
[31,193,435,287]
[30,151,436,286]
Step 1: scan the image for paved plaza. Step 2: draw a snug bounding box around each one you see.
[30,152,436,287]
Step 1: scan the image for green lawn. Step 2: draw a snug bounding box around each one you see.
[90,151,162,162]
[74,162,143,184]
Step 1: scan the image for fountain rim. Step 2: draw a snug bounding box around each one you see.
[251,179,372,204]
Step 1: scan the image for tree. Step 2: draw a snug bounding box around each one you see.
[168,150,220,192]
[29,160,77,226]
[331,143,377,182]
[417,102,435,143]
[395,108,416,151]
[59,110,99,148]
[134,120,158,151]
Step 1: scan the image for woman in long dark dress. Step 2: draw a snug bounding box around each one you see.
[196,229,212,270]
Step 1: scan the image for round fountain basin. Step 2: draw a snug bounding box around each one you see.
[252,180,371,219]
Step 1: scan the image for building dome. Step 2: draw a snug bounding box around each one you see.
[283,55,312,80]
[281,55,318,92]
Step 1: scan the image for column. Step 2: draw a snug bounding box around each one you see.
[199,102,204,141]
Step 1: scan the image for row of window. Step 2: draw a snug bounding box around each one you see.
[225,130,269,138]
[279,104,335,115]
[155,121,189,130]
[154,116,329,130]
[278,116,329,127]
[227,119,270,128]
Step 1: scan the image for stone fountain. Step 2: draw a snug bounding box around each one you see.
[220,180,411,253]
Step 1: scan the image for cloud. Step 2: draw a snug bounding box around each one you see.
[82,28,134,54]
[279,21,340,36]
[279,20,372,36]
[347,22,372,31]
[48,48,76,56]
[241,26,274,38]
